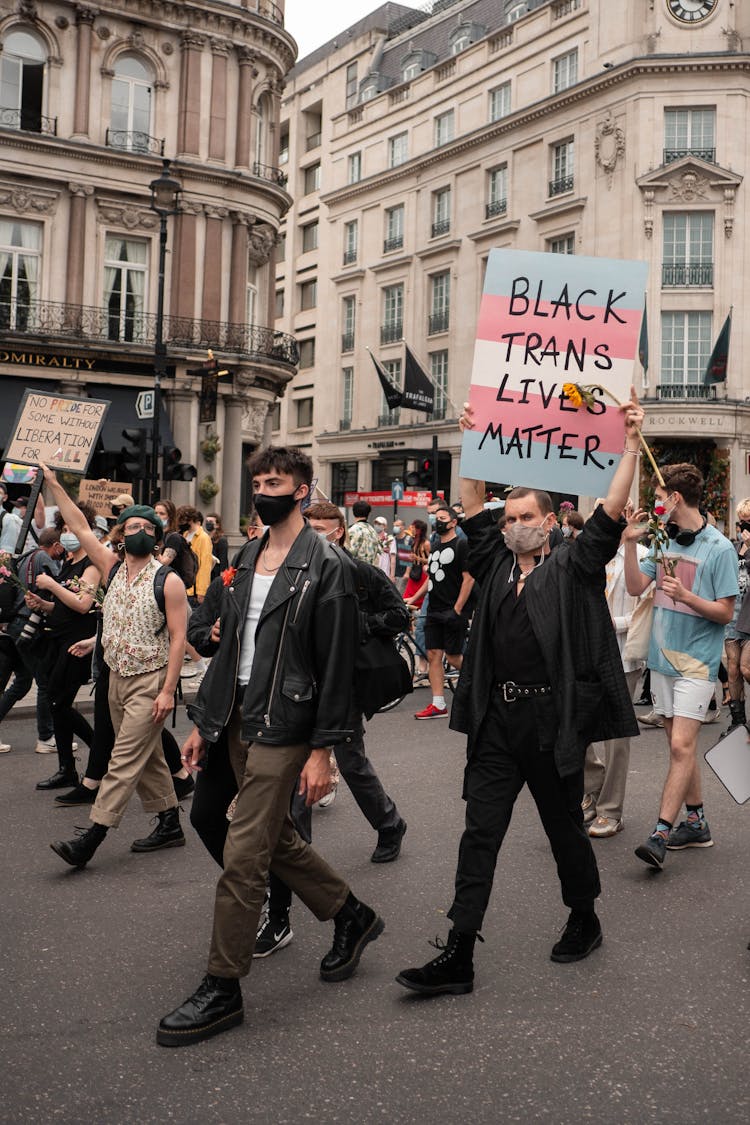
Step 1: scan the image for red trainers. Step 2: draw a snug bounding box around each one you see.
[414,703,448,720]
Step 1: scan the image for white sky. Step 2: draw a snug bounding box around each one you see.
[285,0,403,61]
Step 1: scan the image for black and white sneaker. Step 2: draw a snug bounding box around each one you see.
[254,915,293,958]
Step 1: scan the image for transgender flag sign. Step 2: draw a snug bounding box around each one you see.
[460,248,648,496]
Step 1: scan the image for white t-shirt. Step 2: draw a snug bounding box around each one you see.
[237,574,275,685]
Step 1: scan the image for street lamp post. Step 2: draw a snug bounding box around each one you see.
[148,158,182,502]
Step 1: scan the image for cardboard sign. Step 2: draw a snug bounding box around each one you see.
[460,249,648,495]
[78,479,131,518]
[4,390,110,474]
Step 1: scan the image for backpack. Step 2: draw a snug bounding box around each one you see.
[106,561,172,633]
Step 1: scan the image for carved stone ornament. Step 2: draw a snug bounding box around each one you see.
[68,182,94,198]
[162,42,174,55]
[55,16,70,29]
[668,170,710,202]
[18,1,38,20]
[241,399,270,442]
[0,186,57,214]
[594,111,625,189]
[247,223,276,265]
[127,31,146,50]
[96,25,111,40]
[97,203,158,231]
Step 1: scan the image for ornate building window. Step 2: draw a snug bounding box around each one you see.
[0,218,42,330]
[660,311,712,386]
[0,27,47,133]
[104,236,148,342]
[662,213,713,287]
[110,54,153,153]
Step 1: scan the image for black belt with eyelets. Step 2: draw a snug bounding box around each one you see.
[498,680,552,704]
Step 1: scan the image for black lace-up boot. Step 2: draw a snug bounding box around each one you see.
[396,930,478,995]
[50,823,108,868]
[550,910,602,963]
[157,975,243,1047]
[130,808,185,852]
[319,893,384,982]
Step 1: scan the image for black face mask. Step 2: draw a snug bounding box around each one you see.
[740,521,750,534]
[254,491,299,527]
[435,520,451,535]
[178,522,191,533]
[124,530,156,557]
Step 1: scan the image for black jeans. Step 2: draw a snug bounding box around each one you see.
[43,636,94,767]
[448,695,600,934]
[190,731,312,916]
[84,663,182,782]
[0,634,54,739]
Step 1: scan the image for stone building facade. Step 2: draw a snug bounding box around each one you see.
[274,0,750,526]
[0,0,297,533]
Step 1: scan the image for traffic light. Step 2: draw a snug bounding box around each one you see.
[120,428,149,478]
[163,446,197,482]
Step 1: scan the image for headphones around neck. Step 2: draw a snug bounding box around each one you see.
[665,516,707,546]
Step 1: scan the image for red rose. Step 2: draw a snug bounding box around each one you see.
[221,567,237,587]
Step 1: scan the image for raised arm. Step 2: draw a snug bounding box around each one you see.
[40,464,115,581]
[601,387,645,521]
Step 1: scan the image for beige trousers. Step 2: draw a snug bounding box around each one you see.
[584,667,642,822]
[207,701,350,979]
[91,666,177,829]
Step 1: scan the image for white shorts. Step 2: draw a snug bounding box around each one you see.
[650,672,715,721]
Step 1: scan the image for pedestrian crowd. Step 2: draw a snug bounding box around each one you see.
[1,387,747,1046]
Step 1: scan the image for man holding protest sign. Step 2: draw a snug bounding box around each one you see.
[396,387,644,997]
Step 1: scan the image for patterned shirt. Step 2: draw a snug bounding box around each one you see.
[101,556,170,677]
[348,520,381,566]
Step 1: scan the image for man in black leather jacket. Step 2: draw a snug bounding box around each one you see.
[157,447,384,1048]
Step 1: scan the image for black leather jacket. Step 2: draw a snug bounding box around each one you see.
[187,525,358,749]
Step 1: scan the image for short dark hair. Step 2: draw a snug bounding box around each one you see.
[655,463,704,509]
[504,487,554,515]
[39,528,60,548]
[435,504,459,522]
[247,445,313,489]
[175,505,202,526]
[54,500,96,532]
[352,500,371,519]
[306,500,346,534]
[566,510,584,531]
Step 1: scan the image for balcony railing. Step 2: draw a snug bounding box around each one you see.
[664,148,715,164]
[380,322,403,345]
[0,299,299,367]
[485,199,507,219]
[549,175,574,196]
[0,106,57,135]
[654,383,717,401]
[383,236,404,253]
[662,263,714,287]
[105,129,165,156]
[343,249,357,265]
[306,132,321,151]
[431,219,451,237]
[378,411,401,426]
[247,0,284,26]
[552,0,582,18]
[251,161,288,187]
[428,311,449,335]
[341,332,355,352]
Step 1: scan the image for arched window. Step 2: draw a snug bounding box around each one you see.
[246,262,258,327]
[110,54,153,153]
[0,28,47,132]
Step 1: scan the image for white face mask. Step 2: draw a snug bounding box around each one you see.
[316,529,339,544]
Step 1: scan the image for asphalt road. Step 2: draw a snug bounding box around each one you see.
[2,693,749,1124]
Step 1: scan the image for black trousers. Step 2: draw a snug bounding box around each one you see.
[42,636,95,767]
[448,695,600,934]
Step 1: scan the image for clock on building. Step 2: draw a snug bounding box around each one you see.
[666,0,717,22]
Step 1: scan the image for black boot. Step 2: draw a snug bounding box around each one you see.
[36,751,79,791]
[131,808,185,852]
[319,893,384,982]
[157,975,243,1047]
[721,699,746,739]
[50,823,108,868]
[396,930,477,996]
[371,818,407,863]
[550,910,602,963]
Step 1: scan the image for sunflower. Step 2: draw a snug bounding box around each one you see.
[562,382,583,408]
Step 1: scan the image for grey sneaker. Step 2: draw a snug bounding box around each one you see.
[666,820,714,850]
[638,711,664,728]
[581,793,597,824]
[635,833,667,870]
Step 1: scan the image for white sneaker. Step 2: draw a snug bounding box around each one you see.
[317,786,337,809]
[180,665,199,678]
[35,737,57,754]
[0,741,11,754]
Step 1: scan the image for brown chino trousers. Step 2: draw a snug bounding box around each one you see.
[207,701,350,978]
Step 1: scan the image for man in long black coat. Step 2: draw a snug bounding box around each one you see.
[397,391,644,996]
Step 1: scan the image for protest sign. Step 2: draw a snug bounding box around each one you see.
[460,249,648,495]
[4,390,110,474]
[79,479,131,517]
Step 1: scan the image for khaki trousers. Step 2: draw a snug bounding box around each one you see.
[91,666,177,829]
[584,668,642,822]
[207,701,350,978]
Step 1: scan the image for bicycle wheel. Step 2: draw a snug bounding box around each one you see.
[377,635,415,713]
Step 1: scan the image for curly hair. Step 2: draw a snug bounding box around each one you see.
[54,500,96,532]
[653,463,704,509]
[247,445,313,489]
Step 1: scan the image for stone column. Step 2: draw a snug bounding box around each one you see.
[221,393,247,534]
[164,387,197,507]
[73,6,97,138]
[66,183,93,307]
[235,48,258,169]
[228,215,248,327]
[266,74,284,167]
[201,206,227,324]
[170,203,201,320]
[208,39,230,163]
[177,30,205,157]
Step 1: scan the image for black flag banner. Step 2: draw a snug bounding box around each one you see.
[403,345,435,414]
[369,350,403,409]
